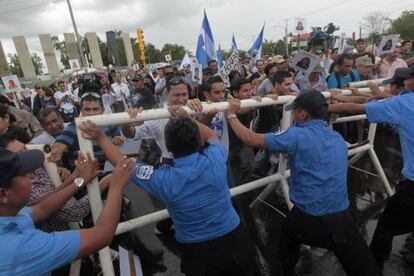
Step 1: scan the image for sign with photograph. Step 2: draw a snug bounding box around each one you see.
[191,60,202,85]
[294,18,306,34]
[1,75,21,93]
[378,34,399,55]
[290,50,321,76]
[69,58,81,71]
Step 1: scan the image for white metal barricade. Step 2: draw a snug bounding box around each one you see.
[38,79,393,276]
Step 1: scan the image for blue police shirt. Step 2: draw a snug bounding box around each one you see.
[327,69,361,89]
[264,120,350,216]
[364,92,414,181]
[130,140,240,243]
[0,207,80,276]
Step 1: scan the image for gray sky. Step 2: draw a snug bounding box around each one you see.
[0,0,412,63]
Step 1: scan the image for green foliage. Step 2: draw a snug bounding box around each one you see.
[388,10,414,40]
[51,35,69,69]
[7,53,43,77]
[161,44,187,61]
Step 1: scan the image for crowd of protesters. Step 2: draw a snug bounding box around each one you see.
[0,33,414,276]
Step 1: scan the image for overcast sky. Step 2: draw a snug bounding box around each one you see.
[0,0,412,64]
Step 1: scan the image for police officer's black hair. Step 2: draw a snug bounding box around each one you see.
[271,71,292,86]
[202,76,224,93]
[164,117,200,158]
[337,53,353,65]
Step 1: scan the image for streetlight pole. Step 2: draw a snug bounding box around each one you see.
[65,0,88,68]
[285,18,289,56]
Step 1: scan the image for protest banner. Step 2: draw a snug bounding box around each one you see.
[290,50,321,76]
[337,32,347,54]
[378,34,399,55]
[1,74,21,93]
[132,63,140,72]
[218,52,241,88]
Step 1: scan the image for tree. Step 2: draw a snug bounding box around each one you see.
[144,43,163,64]
[51,35,69,69]
[161,44,187,61]
[388,10,414,40]
[7,53,43,76]
[31,53,43,75]
[8,54,23,77]
[361,12,390,44]
[262,39,277,56]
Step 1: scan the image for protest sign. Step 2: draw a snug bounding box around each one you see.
[337,33,347,54]
[132,63,140,71]
[165,54,172,62]
[294,18,306,34]
[218,52,241,88]
[191,60,202,85]
[290,50,321,76]
[1,75,21,93]
[69,58,81,71]
[378,34,399,55]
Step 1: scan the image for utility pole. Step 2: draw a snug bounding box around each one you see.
[359,26,362,39]
[66,0,88,68]
[285,18,289,56]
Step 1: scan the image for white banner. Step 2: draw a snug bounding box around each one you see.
[218,52,241,88]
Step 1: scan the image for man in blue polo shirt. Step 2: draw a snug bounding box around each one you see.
[226,90,380,276]
[329,66,414,272]
[327,53,361,89]
[79,112,256,276]
[0,147,135,275]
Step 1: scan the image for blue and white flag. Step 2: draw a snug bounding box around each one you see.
[231,34,238,53]
[249,24,265,60]
[217,44,223,68]
[196,10,216,68]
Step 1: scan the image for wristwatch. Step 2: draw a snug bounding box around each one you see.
[227,113,238,120]
[74,177,85,188]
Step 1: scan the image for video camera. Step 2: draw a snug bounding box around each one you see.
[78,72,103,97]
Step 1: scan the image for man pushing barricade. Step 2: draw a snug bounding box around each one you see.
[78,105,256,276]
[225,90,381,276]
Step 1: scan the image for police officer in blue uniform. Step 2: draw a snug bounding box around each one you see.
[79,108,255,276]
[329,66,414,272]
[227,90,380,276]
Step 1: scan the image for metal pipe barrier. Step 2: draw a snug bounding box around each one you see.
[36,80,391,275]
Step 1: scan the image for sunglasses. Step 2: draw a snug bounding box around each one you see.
[81,92,101,99]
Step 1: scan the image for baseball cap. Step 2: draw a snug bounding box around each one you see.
[355,56,374,67]
[271,55,286,64]
[0,148,44,188]
[383,67,414,85]
[285,90,328,118]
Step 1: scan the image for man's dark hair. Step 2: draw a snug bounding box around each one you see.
[208,59,218,66]
[202,76,224,93]
[264,63,277,77]
[57,80,65,86]
[355,38,366,44]
[166,76,189,93]
[255,59,264,66]
[337,53,353,65]
[402,40,412,47]
[38,107,61,125]
[228,70,241,82]
[0,103,9,119]
[202,67,214,75]
[80,93,103,108]
[0,126,31,145]
[0,95,10,105]
[230,78,251,94]
[272,71,292,86]
[164,117,200,158]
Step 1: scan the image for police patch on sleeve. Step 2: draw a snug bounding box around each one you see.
[136,164,154,180]
[272,128,288,136]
